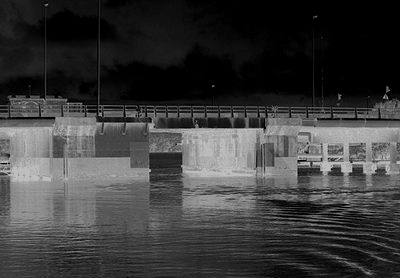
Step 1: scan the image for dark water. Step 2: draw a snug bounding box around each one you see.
[1,160,400,277]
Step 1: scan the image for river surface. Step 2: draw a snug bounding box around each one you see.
[1,158,400,277]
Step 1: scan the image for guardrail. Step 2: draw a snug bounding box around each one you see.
[0,104,398,119]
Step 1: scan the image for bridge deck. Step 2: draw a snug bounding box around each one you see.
[0,104,397,119]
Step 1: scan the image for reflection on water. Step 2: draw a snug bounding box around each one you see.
[1,172,400,277]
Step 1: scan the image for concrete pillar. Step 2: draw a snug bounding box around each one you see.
[363,141,376,175]
[386,142,399,174]
[341,143,352,175]
[182,129,262,176]
[320,143,331,175]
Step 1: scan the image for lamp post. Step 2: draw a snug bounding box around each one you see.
[211,84,215,106]
[312,15,318,107]
[97,0,101,117]
[44,1,48,100]
[321,35,324,108]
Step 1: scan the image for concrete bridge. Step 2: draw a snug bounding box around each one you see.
[1,104,400,180]
[1,104,399,120]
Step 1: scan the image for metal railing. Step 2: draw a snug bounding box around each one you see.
[0,104,398,119]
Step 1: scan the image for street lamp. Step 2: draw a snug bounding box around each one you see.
[211,84,215,106]
[312,15,318,107]
[44,1,49,100]
[321,35,324,108]
[97,0,101,117]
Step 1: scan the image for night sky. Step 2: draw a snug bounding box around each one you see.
[1,0,400,106]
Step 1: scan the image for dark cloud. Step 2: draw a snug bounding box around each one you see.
[105,0,131,8]
[2,0,400,105]
[101,43,239,101]
[19,9,117,42]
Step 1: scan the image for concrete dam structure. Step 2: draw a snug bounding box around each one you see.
[3,115,400,179]
[153,118,400,177]
[0,118,149,181]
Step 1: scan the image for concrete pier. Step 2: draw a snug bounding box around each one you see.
[301,122,400,176]
[181,128,263,176]
[0,118,150,181]
[262,118,301,176]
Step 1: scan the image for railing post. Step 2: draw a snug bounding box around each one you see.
[154,106,157,118]
[165,105,168,118]
[330,106,333,119]
[123,105,126,118]
[378,108,381,119]
[102,105,104,118]
[84,105,87,117]
[265,106,268,118]
[218,106,221,118]
[38,104,42,117]
[288,107,292,118]
[231,106,234,118]
[354,107,358,119]
[61,104,64,117]
[244,106,247,118]
[205,106,207,118]
[8,104,11,118]
[144,106,148,118]
[177,106,180,118]
[257,106,260,118]
[191,105,194,118]
[306,106,309,118]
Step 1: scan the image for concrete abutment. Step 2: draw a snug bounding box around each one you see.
[0,118,150,181]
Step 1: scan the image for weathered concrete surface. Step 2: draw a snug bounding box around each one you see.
[154,117,266,129]
[51,158,149,180]
[299,125,400,175]
[149,132,182,152]
[54,119,150,180]
[95,122,149,157]
[263,118,301,176]
[7,126,53,180]
[182,129,263,176]
[300,126,400,143]
[0,118,150,181]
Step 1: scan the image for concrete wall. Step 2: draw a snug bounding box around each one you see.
[51,158,149,180]
[154,117,266,129]
[182,129,263,176]
[262,118,301,176]
[299,124,400,175]
[0,118,150,181]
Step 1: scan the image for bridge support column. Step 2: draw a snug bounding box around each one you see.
[386,142,399,174]
[320,143,331,175]
[263,118,301,176]
[341,143,352,175]
[363,141,376,175]
[182,129,263,176]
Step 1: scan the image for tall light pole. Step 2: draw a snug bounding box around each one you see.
[97,0,101,117]
[321,35,324,107]
[312,15,318,107]
[44,1,48,100]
